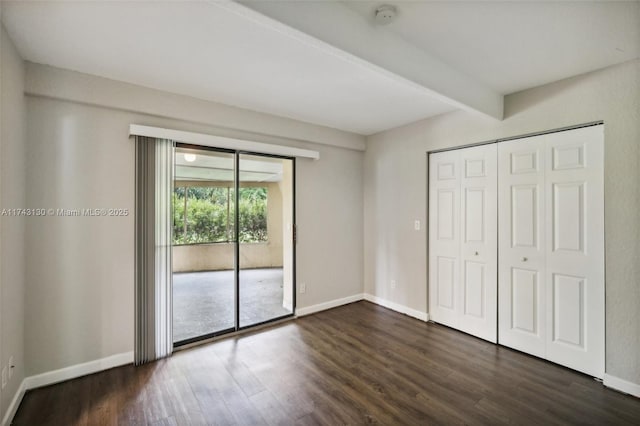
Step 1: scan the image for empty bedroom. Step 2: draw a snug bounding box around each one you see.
[0,1,639,424]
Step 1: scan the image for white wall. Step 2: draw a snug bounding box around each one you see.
[296,139,363,309]
[25,64,365,152]
[364,59,640,386]
[24,63,365,376]
[0,22,26,421]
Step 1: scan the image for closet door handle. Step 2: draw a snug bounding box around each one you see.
[521,257,528,262]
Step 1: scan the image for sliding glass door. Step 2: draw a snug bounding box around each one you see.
[172,145,295,346]
[239,154,294,328]
[172,147,236,344]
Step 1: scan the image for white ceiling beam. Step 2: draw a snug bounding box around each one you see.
[230,1,503,120]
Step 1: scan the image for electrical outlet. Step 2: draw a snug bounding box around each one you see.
[8,356,14,379]
[300,282,306,294]
[1,366,6,388]
[390,280,397,289]
[414,220,421,231]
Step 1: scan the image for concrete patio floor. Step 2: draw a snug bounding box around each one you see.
[173,268,291,343]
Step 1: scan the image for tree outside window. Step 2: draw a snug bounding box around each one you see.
[173,186,267,245]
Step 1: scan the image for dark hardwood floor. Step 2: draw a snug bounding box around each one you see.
[13,301,640,425]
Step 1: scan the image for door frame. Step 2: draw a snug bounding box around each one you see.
[172,143,296,347]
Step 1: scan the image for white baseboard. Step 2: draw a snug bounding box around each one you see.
[294,293,429,322]
[2,379,26,426]
[363,294,429,322]
[604,373,640,398]
[3,296,427,424]
[296,293,364,317]
[2,352,133,425]
[24,351,134,391]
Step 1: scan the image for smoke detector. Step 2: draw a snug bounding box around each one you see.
[375,5,397,25]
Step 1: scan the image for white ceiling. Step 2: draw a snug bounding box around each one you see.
[2,1,638,136]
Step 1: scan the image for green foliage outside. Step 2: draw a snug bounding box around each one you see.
[173,186,267,245]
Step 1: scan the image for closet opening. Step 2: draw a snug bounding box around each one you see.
[427,123,605,378]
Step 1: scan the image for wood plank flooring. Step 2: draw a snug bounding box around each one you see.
[13,301,640,425]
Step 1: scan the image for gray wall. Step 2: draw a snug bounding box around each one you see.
[364,59,640,385]
[24,64,365,376]
[0,22,26,420]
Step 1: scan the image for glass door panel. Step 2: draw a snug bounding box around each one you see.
[238,154,294,328]
[172,146,236,344]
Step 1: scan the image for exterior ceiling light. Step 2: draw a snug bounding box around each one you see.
[184,153,197,162]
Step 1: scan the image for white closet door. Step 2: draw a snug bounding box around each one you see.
[429,145,497,342]
[429,150,461,328]
[498,125,604,378]
[498,137,547,357]
[544,126,604,378]
[458,144,498,342]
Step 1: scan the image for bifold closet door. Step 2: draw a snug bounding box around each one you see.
[498,125,604,378]
[429,144,497,343]
[497,136,547,358]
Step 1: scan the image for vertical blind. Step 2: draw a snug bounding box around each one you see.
[135,136,174,364]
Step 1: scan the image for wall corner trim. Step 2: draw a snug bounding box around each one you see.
[295,294,364,317]
[24,351,134,391]
[294,293,429,321]
[2,379,27,426]
[603,373,640,399]
[2,352,134,424]
[363,294,429,322]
